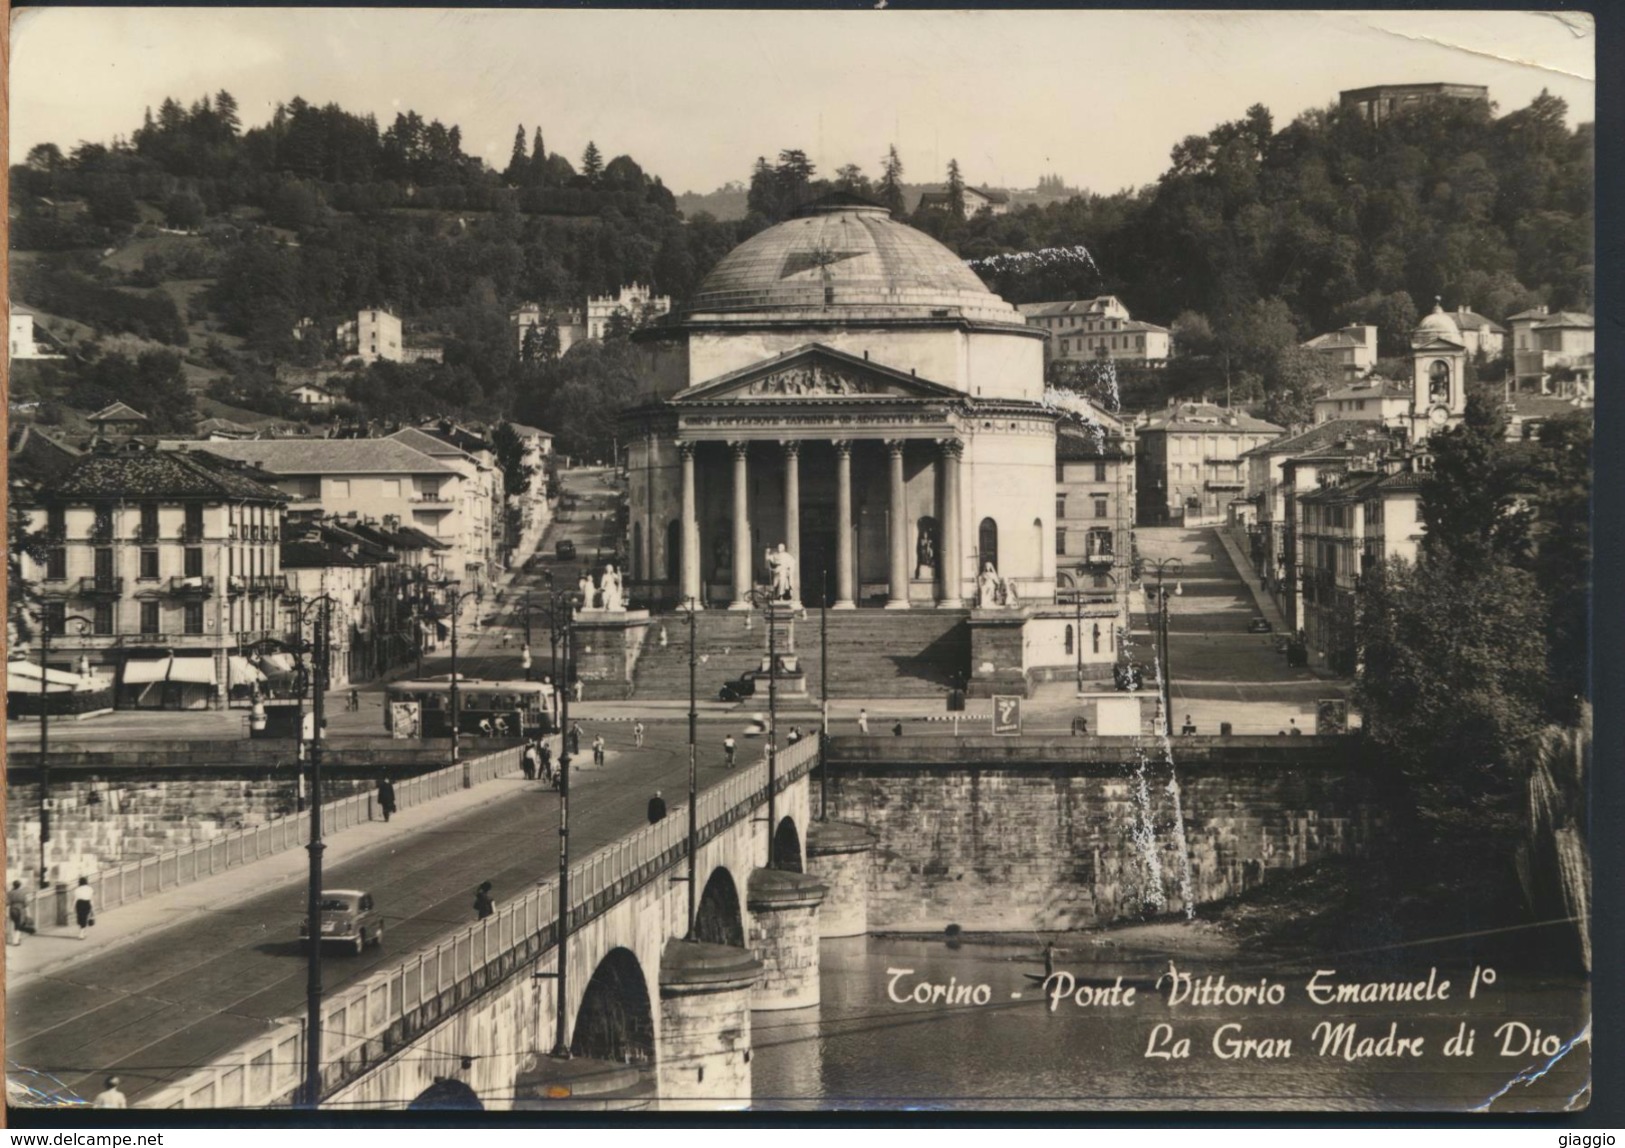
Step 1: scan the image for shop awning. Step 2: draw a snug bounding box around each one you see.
[6,661,85,693]
[261,653,297,676]
[122,657,173,685]
[229,655,267,686]
[168,657,218,685]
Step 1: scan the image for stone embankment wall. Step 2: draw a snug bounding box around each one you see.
[5,776,370,885]
[820,736,1392,932]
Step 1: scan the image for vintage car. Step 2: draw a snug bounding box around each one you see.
[299,888,383,955]
[555,539,577,560]
[1247,616,1274,633]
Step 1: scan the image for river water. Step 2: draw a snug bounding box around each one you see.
[750,935,1590,1112]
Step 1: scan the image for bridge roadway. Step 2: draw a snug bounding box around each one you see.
[6,725,740,1107]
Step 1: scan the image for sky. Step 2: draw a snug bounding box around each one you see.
[9,8,1596,195]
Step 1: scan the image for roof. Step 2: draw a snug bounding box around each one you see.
[177,438,457,476]
[391,525,451,550]
[1142,403,1283,434]
[1303,331,1365,350]
[51,447,288,502]
[89,401,149,423]
[10,302,38,316]
[1452,309,1505,333]
[1016,296,1124,319]
[1056,420,1130,461]
[1507,307,1551,321]
[288,380,339,394]
[1116,319,1169,334]
[1241,419,1390,459]
[1376,470,1427,493]
[390,426,471,459]
[1319,377,1411,402]
[685,200,1020,323]
[969,186,1009,204]
[1533,312,1593,330]
[1506,395,1592,420]
[507,423,553,440]
[196,417,259,436]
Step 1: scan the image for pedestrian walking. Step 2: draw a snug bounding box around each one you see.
[73,876,94,939]
[592,735,606,766]
[7,880,28,946]
[723,733,737,768]
[522,741,539,780]
[647,790,667,824]
[659,625,668,648]
[1181,714,1197,735]
[1289,718,1302,737]
[892,720,904,737]
[569,723,582,757]
[573,679,584,703]
[93,1076,127,1109]
[633,720,645,748]
[501,632,511,649]
[474,881,495,920]
[349,688,360,713]
[857,708,869,735]
[787,725,801,746]
[540,740,554,784]
[377,776,397,823]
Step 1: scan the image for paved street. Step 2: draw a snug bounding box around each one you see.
[5,720,744,1107]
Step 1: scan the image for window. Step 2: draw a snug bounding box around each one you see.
[1087,528,1113,558]
[94,548,114,587]
[184,503,204,536]
[43,602,66,635]
[94,602,114,635]
[1056,528,1067,555]
[140,549,160,580]
[46,507,65,538]
[1064,625,1074,656]
[140,601,161,635]
[1061,339,1070,354]
[1056,462,1066,483]
[184,548,204,578]
[978,518,999,573]
[1056,496,1067,521]
[1094,496,1109,518]
[140,502,159,539]
[46,548,66,581]
[1092,623,1101,654]
[1094,462,1107,482]
[183,602,205,635]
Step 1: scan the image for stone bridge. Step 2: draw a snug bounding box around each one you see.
[142,736,867,1112]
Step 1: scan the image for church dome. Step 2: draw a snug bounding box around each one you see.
[1413,301,1462,343]
[685,196,1021,323]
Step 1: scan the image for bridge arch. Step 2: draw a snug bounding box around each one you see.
[693,865,745,948]
[570,946,655,1066]
[773,816,803,872]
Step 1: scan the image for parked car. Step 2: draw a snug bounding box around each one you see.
[555,539,577,560]
[1247,617,1274,633]
[299,888,383,955]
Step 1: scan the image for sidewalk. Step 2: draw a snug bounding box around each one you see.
[4,764,525,988]
[1210,525,1290,635]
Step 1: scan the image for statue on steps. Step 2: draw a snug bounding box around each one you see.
[977,562,1001,608]
[766,543,797,602]
[600,564,624,611]
[578,570,597,608]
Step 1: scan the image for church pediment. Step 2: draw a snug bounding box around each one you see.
[1411,336,1465,352]
[671,344,962,403]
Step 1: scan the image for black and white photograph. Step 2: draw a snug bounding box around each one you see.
[2,6,1601,1119]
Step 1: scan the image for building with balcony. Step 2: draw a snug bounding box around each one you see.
[1301,324,1378,379]
[174,438,475,585]
[17,444,288,709]
[1047,406,1135,674]
[1312,376,1413,426]
[390,425,505,587]
[1508,307,1594,400]
[1018,296,1171,367]
[1135,402,1283,526]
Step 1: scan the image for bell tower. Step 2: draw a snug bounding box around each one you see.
[1408,299,1467,440]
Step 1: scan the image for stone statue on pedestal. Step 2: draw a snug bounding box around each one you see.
[600,565,624,611]
[916,526,937,581]
[578,571,597,608]
[977,562,1001,608]
[766,543,797,601]
[1001,576,1020,608]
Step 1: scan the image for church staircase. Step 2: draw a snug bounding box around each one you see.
[630,609,971,701]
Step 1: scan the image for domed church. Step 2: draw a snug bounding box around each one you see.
[620,195,1057,610]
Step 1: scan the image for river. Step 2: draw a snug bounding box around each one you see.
[749,935,1590,1112]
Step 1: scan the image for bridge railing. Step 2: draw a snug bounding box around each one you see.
[141,736,820,1109]
[23,747,522,931]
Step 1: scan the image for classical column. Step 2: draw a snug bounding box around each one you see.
[782,441,801,605]
[885,440,910,610]
[938,438,965,608]
[679,442,702,609]
[833,440,855,610]
[730,441,751,610]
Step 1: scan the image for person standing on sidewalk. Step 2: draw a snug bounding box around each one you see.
[723,733,737,768]
[569,722,583,757]
[8,880,28,946]
[73,876,94,940]
[474,881,495,920]
[377,776,397,822]
[592,734,606,767]
[633,720,645,748]
[522,740,539,780]
[539,740,554,786]
[857,708,869,735]
[647,790,667,824]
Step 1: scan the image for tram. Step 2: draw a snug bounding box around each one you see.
[383,675,554,739]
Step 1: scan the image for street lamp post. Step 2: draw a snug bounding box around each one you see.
[819,568,828,821]
[427,567,481,778]
[745,585,779,867]
[37,614,94,887]
[684,596,699,936]
[1142,558,1184,731]
[547,582,578,1059]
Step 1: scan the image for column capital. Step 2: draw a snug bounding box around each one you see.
[885,438,907,456]
[729,440,751,458]
[780,439,802,457]
[937,437,964,459]
[677,440,697,459]
[831,438,852,456]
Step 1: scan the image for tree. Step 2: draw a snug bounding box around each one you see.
[528,127,549,185]
[215,89,241,137]
[491,421,535,498]
[878,145,907,217]
[834,163,871,197]
[164,190,206,229]
[945,158,966,219]
[504,124,528,183]
[1529,412,1591,721]
[581,141,604,185]
[1419,389,1529,568]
